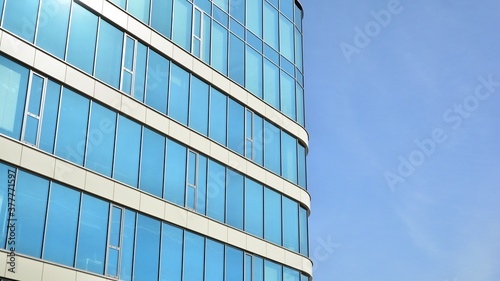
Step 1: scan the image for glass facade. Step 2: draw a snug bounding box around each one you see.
[0,0,310,280]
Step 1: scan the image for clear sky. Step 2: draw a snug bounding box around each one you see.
[302,0,500,280]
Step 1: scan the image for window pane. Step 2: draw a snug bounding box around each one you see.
[39,80,60,153]
[95,20,123,88]
[209,89,227,145]
[3,0,39,42]
[301,274,309,281]
[264,121,281,175]
[111,0,126,9]
[0,163,15,248]
[245,178,263,237]
[263,59,280,109]
[114,115,141,187]
[0,0,4,23]
[295,5,303,31]
[55,89,89,166]
[294,29,303,71]
[134,214,161,281]
[298,144,307,189]
[246,46,263,98]
[67,3,98,74]
[229,0,244,23]
[284,267,300,281]
[134,43,148,102]
[152,0,172,37]
[299,206,309,255]
[264,188,282,245]
[254,115,264,165]
[36,0,71,58]
[129,0,150,23]
[202,14,211,64]
[246,255,252,281]
[110,207,122,247]
[283,197,299,251]
[229,34,245,86]
[172,0,192,51]
[211,22,228,75]
[226,246,243,281]
[44,183,80,266]
[183,232,205,281]
[107,248,119,277]
[24,116,39,145]
[205,239,224,281]
[246,0,262,37]
[140,128,165,197]
[280,0,294,20]
[226,170,243,230]
[228,99,244,155]
[121,210,136,281]
[0,56,29,140]
[254,256,264,281]
[76,194,109,274]
[189,76,209,135]
[264,2,279,50]
[296,84,304,126]
[169,64,190,125]
[28,75,43,117]
[207,160,225,223]
[160,223,183,281]
[165,139,187,205]
[281,131,297,183]
[213,0,228,12]
[197,155,207,215]
[279,15,294,62]
[265,260,283,281]
[85,102,116,177]
[15,171,49,258]
[280,71,296,120]
[146,50,170,114]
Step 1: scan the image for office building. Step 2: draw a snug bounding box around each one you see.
[0,0,311,280]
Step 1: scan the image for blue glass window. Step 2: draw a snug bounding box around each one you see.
[254,256,265,281]
[246,0,262,37]
[279,15,294,63]
[296,84,305,126]
[246,30,262,52]
[169,64,190,125]
[44,183,80,266]
[264,188,282,245]
[196,155,208,215]
[36,0,71,58]
[298,144,307,189]
[140,128,165,197]
[228,99,244,155]
[213,0,228,12]
[295,5,303,31]
[263,2,279,50]
[263,59,280,109]
[146,50,170,114]
[280,0,294,20]
[230,0,245,23]
[114,116,141,187]
[301,274,309,281]
[165,139,187,205]
[55,89,89,166]
[0,0,4,22]
[107,207,122,277]
[134,43,148,102]
[213,5,228,27]
[0,163,14,248]
[3,0,39,42]
[209,89,227,145]
[226,170,244,230]
[161,223,183,281]
[281,131,297,183]
[202,14,212,64]
[207,160,225,223]
[76,194,109,274]
[24,74,44,145]
[134,214,161,281]
[229,34,245,86]
[95,20,123,88]
[85,102,116,177]
[281,71,296,120]
[246,46,263,98]
[152,0,172,37]
[187,151,198,210]
[299,206,309,255]
[295,29,303,71]
[0,56,29,140]
[189,76,209,135]
[226,246,244,281]
[245,178,263,238]
[121,210,136,281]
[195,0,211,14]
[111,0,126,9]
[205,239,224,281]
[129,0,150,24]
[265,260,283,281]
[211,22,228,75]
[254,114,264,165]
[282,196,299,251]
[284,267,300,281]
[39,81,60,153]
[67,3,98,74]
[172,0,192,51]
[15,171,49,258]
[230,18,245,39]
[183,231,205,281]
[264,121,281,175]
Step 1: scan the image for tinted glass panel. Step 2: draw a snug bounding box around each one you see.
[264,188,282,245]
[146,50,170,114]
[67,3,98,74]
[207,160,225,222]
[85,102,116,177]
[298,144,307,188]
[197,155,208,215]
[246,0,262,37]
[172,0,192,50]
[134,214,161,281]
[264,121,281,175]
[209,89,227,145]
[111,0,126,9]
[39,81,60,153]
[165,139,187,205]
[263,60,280,109]
[55,89,89,166]
[205,239,224,281]
[280,0,294,20]
[152,0,172,37]
[129,0,150,23]
[246,46,263,98]
[183,232,205,281]
[226,246,244,281]
[284,267,300,281]
[296,84,305,126]
[160,223,183,281]
[213,0,228,12]
[3,0,39,42]
[279,15,294,62]
[44,183,80,266]
[281,131,298,183]
[295,29,303,71]
[169,64,190,125]
[254,114,264,165]
[281,71,296,120]
[202,14,211,64]
[265,260,283,281]
[121,210,136,281]
[254,256,264,281]
[211,22,228,74]
[226,170,243,230]
[140,128,165,197]
[36,0,71,58]
[114,116,141,187]
[245,178,263,237]
[230,0,244,23]
[76,194,109,274]
[28,76,43,114]
[0,163,14,248]
[95,20,123,88]
[15,171,49,257]
[263,2,279,50]
[189,76,209,135]
[299,206,309,255]
[134,43,148,102]
[283,197,299,251]
[228,99,244,155]
[229,34,245,86]
[0,56,29,140]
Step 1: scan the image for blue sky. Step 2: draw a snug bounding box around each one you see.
[302,0,500,280]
